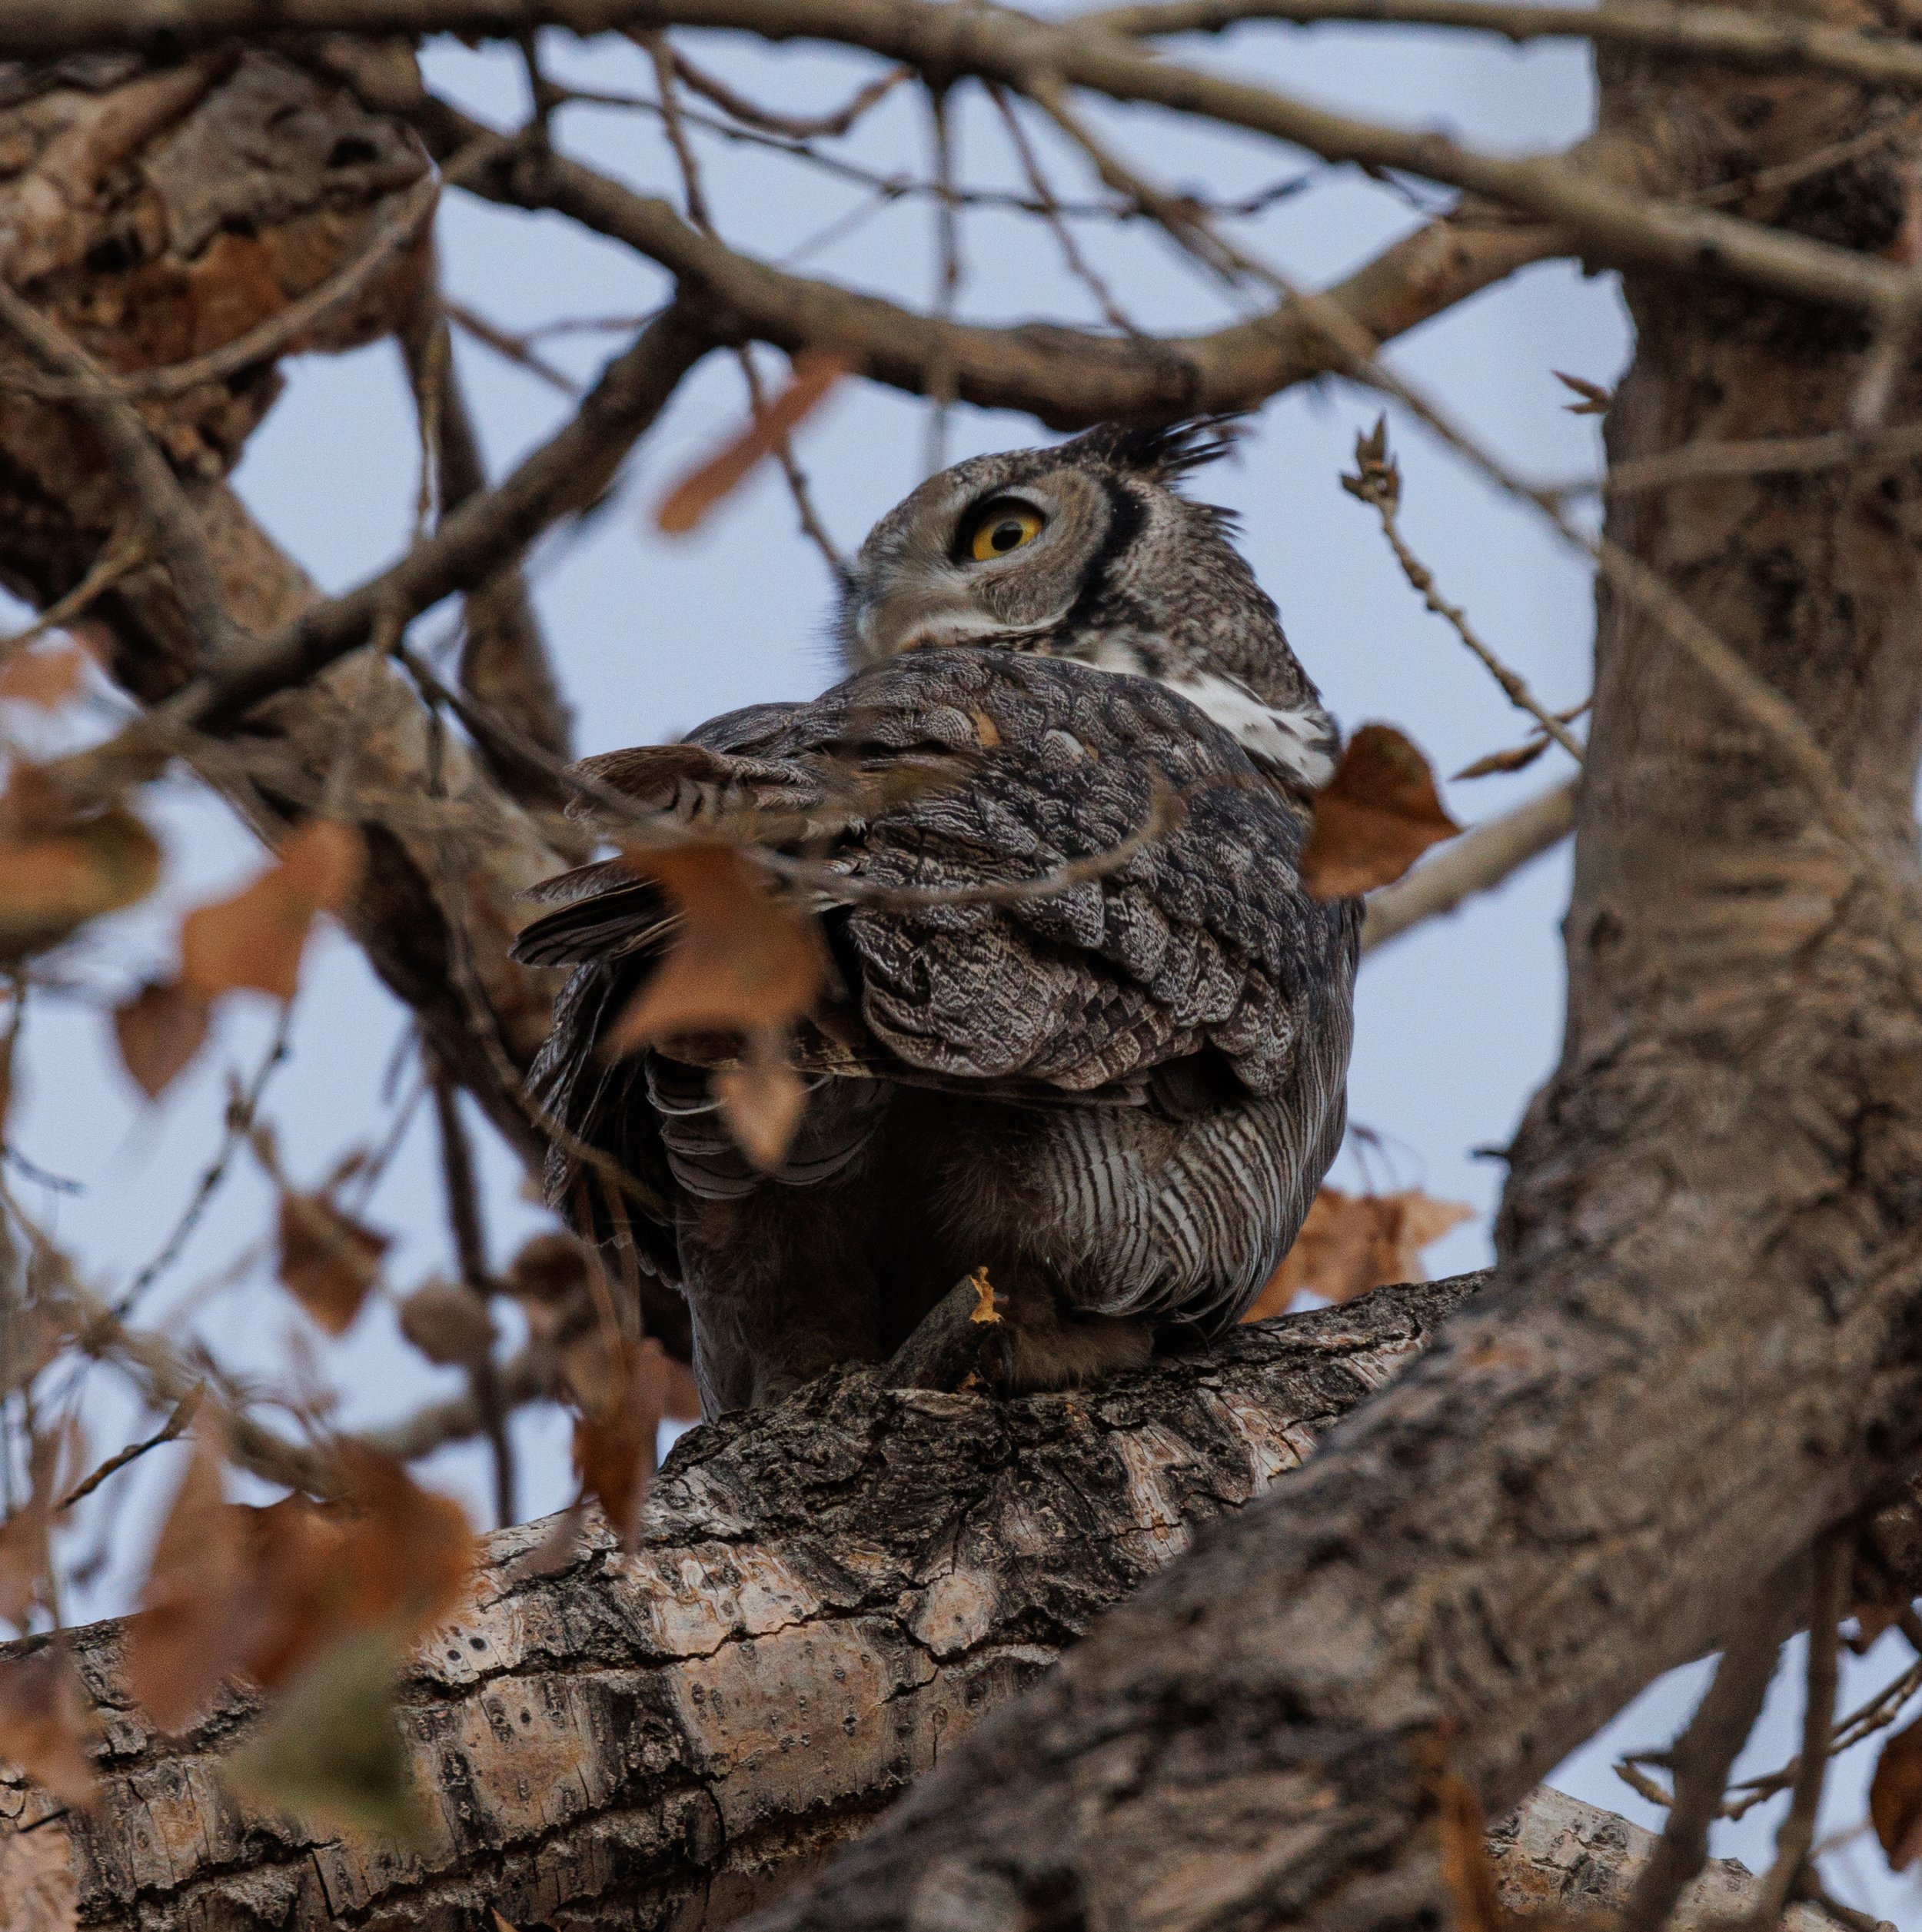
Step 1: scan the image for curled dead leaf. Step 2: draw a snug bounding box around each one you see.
[276,1191,390,1336]
[0,644,88,712]
[1453,736,1552,782]
[711,1028,808,1172]
[605,843,823,1052]
[397,1279,497,1367]
[571,1337,693,1548]
[1244,1185,1474,1322]
[0,770,161,961]
[113,979,211,1100]
[126,1432,249,1732]
[656,353,846,536]
[1300,724,1459,899]
[181,817,364,1002]
[0,1648,98,1813]
[128,1433,477,1734]
[1872,1714,1922,1869]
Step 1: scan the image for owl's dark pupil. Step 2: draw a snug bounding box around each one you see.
[989,520,1025,552]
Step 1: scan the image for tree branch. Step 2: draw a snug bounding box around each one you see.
[42,1279,1476,1931]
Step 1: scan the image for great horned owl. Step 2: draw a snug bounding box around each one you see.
[513,421,1358,1417]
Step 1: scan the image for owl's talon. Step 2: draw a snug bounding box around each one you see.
[883,1273,1014,1397]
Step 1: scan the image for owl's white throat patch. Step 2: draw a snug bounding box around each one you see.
[1079,637,1335,788]
[1163,671,1336,788]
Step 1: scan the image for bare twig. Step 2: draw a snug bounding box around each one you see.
[1343,420,1584,762]
[1618,1584,1788,1932]
[428,1063,517,1528]
[661,45,908,138]
[923,82,961,477]
[643,32,848,577]
[986,84,1141,335]
[115,1014,294,1321]
[0,536,146,660]
[444,298,580,395]
[54,1385,203,1514]
[1755,1535,1851,1924]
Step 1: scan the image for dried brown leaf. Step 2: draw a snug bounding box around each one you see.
[0,771,161,960]
[328,1447,478,1638]
[112,979,211,1099]
[181,818,364,1002]
[1435,1766,1501,1932]
[656,353,846,536]
[502,1231,590,1308]
[0,1819,77,1932]
[711,1027,808,1172]
[0,645,88,711]
[605,844,823,1052]
[1300,724,1459,899]
[1244,1185,1474,1321]
[276,1191,390,1335]
[1872,1713,1922,1868]
[126,1432,250,1731]
[572,1338,688,1547]
[0,1500,49,1631]
[397,1279,496,1367]
[0,1648,98,1812]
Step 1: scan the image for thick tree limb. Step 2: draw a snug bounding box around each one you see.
[33,1279,1475,1931]
[10,0,1909,317]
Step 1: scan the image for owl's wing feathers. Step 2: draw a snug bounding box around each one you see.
[804,649,1346,1101]
[517,648,1348,1112]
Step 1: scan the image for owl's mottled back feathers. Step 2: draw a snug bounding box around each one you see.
[516,424,1359,1415]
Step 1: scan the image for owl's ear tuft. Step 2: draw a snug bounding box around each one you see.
[1063,415,1243,488]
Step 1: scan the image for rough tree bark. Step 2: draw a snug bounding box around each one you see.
[15,1282,1465,1932]
[6,1277,1874,1932]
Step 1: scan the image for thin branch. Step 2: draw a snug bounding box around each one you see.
[139,301,712,736]
[0,536,146,660]
[643,31,848,577]
[1756,1535,1851,1924]
[1089,0,1922,95]
[429,1063,517,1528]
[986,83,1142,336]
[1360,779,1576,954]
[58,0,1922,323]
[53,1385,202,1514]
[923,82,962,477]
[1342,421,1584,762]
[1617,1584,1788,1932]
[444,298,581,395]
[661,44,908,138]
[411,86,1571,422]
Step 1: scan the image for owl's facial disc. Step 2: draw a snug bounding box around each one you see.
[840,464,1112,663]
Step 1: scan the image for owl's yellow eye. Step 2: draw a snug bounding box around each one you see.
[964,500,1046,563]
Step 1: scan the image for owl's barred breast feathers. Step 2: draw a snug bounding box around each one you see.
[514,420,1360,1416]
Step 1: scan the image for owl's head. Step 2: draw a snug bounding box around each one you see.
[835,421,1326,747]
